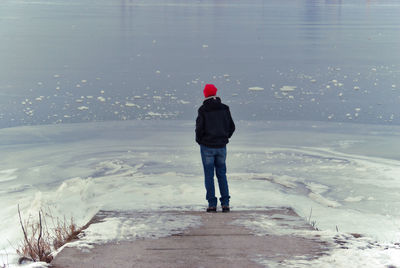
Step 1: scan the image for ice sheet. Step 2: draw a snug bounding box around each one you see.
[1,120,400,267]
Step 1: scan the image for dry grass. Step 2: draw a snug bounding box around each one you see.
[52,216,80,250]
[16,205,82,264]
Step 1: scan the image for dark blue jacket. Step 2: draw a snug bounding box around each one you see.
[196,97,235,148]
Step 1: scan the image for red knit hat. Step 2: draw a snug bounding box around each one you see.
[203,84,218,98]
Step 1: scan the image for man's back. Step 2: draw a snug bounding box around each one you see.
[196,96,235,148]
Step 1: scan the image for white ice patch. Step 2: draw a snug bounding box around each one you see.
[273,175,298,189]
[308,192,341,208]
[69,213,201,248]
[280,85,296,92]
[257,232,400,268]
[258,248,400,268]
[232,212,312,236]
[305,182,329,195]
[94,160,143,177]
[97,96,106,102]
[147,111,162,116]
[125,102,139,108]
[344,196,364,202]
[0,168,18,182]
[248,86,264,91]
[305,182,340,207]
[77,106,89,111]
[241,214,400,268]
[246,173,298,189]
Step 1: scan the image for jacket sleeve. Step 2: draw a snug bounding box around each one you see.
[228,109,235,138]
[195,109,204,144]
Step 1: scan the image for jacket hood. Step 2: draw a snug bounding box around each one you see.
[202,96,224,111]
[203,96,221,103]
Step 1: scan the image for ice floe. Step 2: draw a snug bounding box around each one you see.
[344,196,364,202]
[77,106,89,111]
[280,86,296,92]
[125,102,139,108]
[248,86,264,91]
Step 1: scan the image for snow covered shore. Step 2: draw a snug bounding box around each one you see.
[1,120,400,267]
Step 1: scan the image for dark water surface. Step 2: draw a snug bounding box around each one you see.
[1,0,400,127]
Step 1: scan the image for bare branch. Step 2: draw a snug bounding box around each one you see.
[17,204,35,261]
[37,211,42,260]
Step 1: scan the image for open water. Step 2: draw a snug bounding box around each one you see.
[1,0,400,127]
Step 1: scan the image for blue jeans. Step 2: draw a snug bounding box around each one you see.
[200,145,230,207]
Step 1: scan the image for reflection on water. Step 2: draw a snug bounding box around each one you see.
[120,0,134,32]
[0,0,400,128]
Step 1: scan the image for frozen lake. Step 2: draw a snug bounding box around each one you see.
[1,120,400,266]
[1,0,400,128]
[2,1,400,266]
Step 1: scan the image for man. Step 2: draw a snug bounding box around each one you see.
[196,84,235,213]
